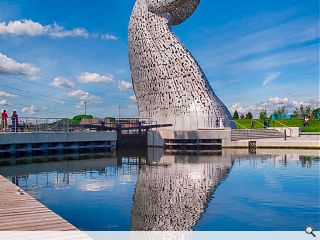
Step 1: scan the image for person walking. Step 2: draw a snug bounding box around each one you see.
[263,119,267,128]
[11,110,19,132]
[1,109,8,132]
[305,116,309,127]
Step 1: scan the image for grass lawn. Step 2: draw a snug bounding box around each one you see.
[234,118,320,132]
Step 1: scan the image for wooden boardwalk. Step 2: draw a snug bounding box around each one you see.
[0,175,78,231]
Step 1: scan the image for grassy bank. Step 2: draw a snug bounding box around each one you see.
[234,118,320,132]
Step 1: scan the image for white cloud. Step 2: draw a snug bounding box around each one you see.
[79,181,114,192]
[0,100,8,105]
[68,89,102,103]
[0,19,118,41]
[129,95,137,102]
[0,19,44,36]
[0,91,17,98]
[68,89,90,99]
[263,72,281,86]
[78,72,114,84]
[0,52,40,80]
[55,99,65,104]
[0,19,88,38]
[75,101,85,109]
[229,96,320,118]
[118,80,133,91]
[203,16,318,72]
[292,98,320,107]
[267,97,289,104]
[22,105,39,115]
[229,103,246,114]
[50,77,75,88]
[101,34,118,41]
[49,23,88,38]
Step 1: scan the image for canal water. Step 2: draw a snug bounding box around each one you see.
[0,149,319,231]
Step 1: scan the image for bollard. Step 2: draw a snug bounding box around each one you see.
[249,141,256,154]
[284,129,287,141]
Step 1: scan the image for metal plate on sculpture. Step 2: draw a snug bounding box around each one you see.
[129,0,235,130]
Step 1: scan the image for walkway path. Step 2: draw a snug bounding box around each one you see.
[229,135,320,149]
[0,175,77,231]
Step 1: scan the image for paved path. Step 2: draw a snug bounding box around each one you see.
[0,175,78,231]
[229,135,320,149]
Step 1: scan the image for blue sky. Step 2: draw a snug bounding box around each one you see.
[0,0,318,118]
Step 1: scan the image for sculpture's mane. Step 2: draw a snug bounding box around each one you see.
[146,0,200,25]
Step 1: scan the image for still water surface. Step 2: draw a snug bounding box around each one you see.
[0,149,319,231]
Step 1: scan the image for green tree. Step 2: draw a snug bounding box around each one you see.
[233,110,239,119]
[272,111,278,119]
[305,105,312,116]
[312,108,320,118]
[70,114,93,125]
[245,112,253,119]
[299,105,305,117]
[276,106,286,116]
[259,110,267,119]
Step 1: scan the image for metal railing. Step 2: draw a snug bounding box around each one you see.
[230,120,247,129]
[0,117,157,133]
[195,116,234,130]
[103,118,157,135]
[1,116,295,134]
[229,120,251,137]
[231,119,275,130]
[200,117,222,129]
[252,119,266,128]
[103,118,154,128]
[0,117,71,133]
[272,120,294,135]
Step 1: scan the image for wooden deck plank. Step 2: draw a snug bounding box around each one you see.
[0,214,67,223]
[0,206,51,214]
[0,175,78,231]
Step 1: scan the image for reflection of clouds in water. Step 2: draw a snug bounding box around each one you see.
[106,224,119,230]
[119,174,134,184]
[264,173,282,190]
[79,181,114,192]
[54,185,71,190]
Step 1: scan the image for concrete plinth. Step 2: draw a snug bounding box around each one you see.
[148,129,231,147]
[269,127,301,137]
[228,136,320,149]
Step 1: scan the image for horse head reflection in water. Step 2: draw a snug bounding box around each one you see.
[131,149,233,231]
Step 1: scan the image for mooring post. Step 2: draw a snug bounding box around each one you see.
[249,141,256,154]
[284,129,287,141]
